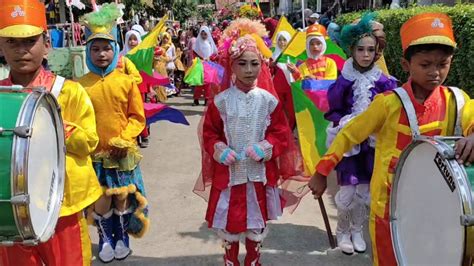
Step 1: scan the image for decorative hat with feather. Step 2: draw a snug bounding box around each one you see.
[81,3,121,43]
[339,13,378,56]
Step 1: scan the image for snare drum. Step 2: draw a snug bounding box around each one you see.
[0,87,65,246]
[391,137,474,265]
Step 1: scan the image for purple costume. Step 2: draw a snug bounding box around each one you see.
[325,59,397,186]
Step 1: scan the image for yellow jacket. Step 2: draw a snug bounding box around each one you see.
[117,56,143,85]
[316,82,474,265]
[58,80,102,216]
[79,70,145,154]
[0,69,102,217]
[293,56,338,81]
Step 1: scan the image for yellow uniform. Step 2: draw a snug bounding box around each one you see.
[316,82,474,265]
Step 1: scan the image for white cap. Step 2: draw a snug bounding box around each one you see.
[310,13,320,19]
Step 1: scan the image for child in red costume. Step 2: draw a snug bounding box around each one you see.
[202,35,290,266]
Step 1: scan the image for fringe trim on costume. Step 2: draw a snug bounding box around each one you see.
[134,191,148,210]
[245,227,269,242]
[128,210,150,238]
[92,137,143,171]
[104,184,137,198]
[217,229,241,243]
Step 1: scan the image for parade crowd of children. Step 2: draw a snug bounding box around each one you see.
[0,1,474,266]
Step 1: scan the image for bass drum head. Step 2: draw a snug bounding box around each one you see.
[391,141,464,265]
[27,94,64,242]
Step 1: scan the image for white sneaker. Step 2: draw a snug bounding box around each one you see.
[99,242,115,263]
[337,232,354,255]
[114,240,132,260]
[351,230,366,253]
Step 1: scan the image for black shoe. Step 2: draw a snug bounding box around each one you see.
[192,99,199,106]
[139,137,149,148]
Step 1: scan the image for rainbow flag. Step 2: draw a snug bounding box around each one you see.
[184,58,224,86]
[126,15,168,75]
[292,79,335,175]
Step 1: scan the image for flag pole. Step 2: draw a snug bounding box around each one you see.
[301,0,305,29]
[318,197,336,249]
[67,1,76,47]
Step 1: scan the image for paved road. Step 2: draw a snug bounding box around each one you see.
[90,89,372,266]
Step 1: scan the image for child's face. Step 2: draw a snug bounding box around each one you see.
[90,39,115,68]
[162,36,169,44]
[128,34,139,49]
[200,31,208,40]
[0,35,49,74]
[352,36,376,68]
[402,49,452,92]
[277,36,288,50]
[309,38,323,57]
[232,51,261,86]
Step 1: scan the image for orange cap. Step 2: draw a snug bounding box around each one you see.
[0,0,47,38]
[307,23,327,38]
[400,12,456,52]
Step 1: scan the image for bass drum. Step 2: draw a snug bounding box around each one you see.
[0,88,65,245]
[390,137,474,265]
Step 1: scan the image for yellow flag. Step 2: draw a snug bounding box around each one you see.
[126,15,168,75]
[271,16,297,47]
[128,14,168,56]
[281,31,306,58]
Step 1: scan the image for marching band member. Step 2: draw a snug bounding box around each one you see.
[202,35,290,266]
[79,4,149,263]
[287,24,338,81]
[0,1,101,265]
[324,13,396,255]
[309,12,474,266]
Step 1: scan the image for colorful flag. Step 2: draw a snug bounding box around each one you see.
[279,32,347,70]
[184,58,224,86]
[144,103,189,126]
[126,15,168,75]
[255,0,262,17]
[271,16,296,47]
[291,79,335,176]
[184,58,204,86]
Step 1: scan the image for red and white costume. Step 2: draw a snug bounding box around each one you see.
[204,85,290,236]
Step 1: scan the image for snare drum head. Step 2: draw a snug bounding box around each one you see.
[26,94,64,242]
[391,140,464,265]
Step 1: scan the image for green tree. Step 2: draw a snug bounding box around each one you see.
[173,1,198,24]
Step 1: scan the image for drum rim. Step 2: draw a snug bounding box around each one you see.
[10,89,65,244]
[390,136,474,265]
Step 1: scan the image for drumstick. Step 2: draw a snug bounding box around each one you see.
[318,197,337,249]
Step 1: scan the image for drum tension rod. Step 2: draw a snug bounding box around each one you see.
[0,195,29,204]
[0,126,32,138]
[461,215,474,226]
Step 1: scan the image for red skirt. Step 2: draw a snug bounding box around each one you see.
[205,182,282,234]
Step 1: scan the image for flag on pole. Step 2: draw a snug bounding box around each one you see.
[279,31,347,70]
[255,0,263,17]
[271,16,296,47]
[291,79,335,175]
[126,15,169,75]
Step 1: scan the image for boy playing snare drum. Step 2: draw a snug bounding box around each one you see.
[0,1,102,265]
[309,12,474,266]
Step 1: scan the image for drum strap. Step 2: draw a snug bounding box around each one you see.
[447,86,464,136]
[51,76,65,98]
[393,87,420,139]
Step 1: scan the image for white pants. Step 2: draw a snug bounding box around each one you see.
[335,184,370,210]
